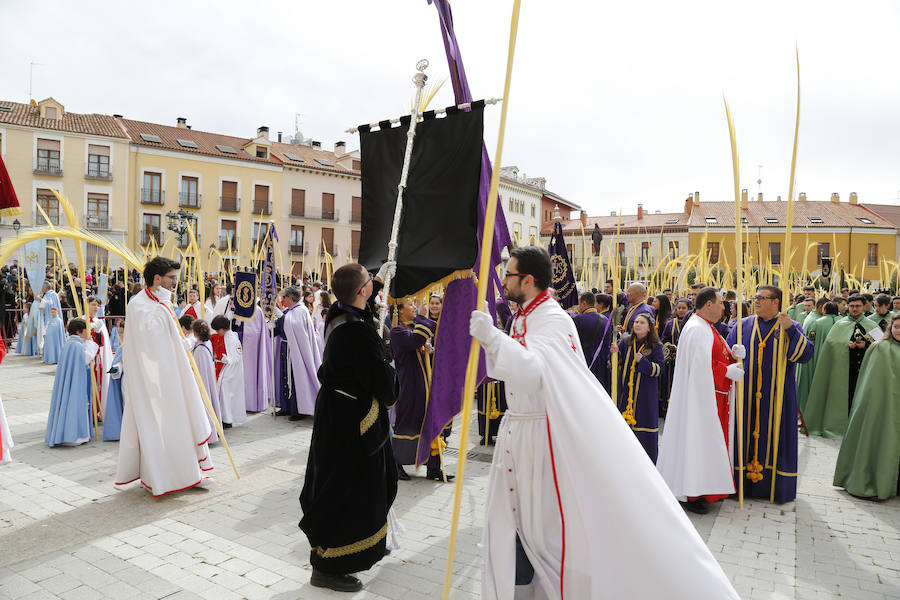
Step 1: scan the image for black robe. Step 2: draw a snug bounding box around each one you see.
[299,301,399,575]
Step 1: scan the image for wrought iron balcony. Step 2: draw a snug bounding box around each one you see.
[301,206,339,221]
[252,200,272,215]
[85,214,110,230]
[219,196,241,212]
[141,188,164,205]
[85,165,113,181]
[140,230,162,246]
[177,233,201,249]
[33,157,62,176]
[289,242,308,255]
[218,232,238,250]
[178,192,202,209]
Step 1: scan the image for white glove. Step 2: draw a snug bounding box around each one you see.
[469,310,499,347]
[731,344,746,360]
[376,261,397,282]
[725,363,745,381]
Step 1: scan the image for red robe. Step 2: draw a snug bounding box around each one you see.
[210,333,226,379]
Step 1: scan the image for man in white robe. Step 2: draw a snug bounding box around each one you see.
[657,287,746,514]
[281,286,321,417]
[115,257,214,497]
[469,246,737,600]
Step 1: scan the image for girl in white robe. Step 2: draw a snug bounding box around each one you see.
[190,320,220,444]
[211,315,246,427]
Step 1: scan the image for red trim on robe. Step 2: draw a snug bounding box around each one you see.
[545,415,567,599]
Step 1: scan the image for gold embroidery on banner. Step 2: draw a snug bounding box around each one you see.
[360,398,379,436]
[312,522,388,558]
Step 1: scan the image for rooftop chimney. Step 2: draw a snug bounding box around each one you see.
[830,192,840,203]
[693,191,700,205]
[637,203,644,220]
[610,211,617,217]
[312,140,322,150]
[849,192,858,205]
[334,141,346,155]
[580,211,587,227]
[741,188,749,210]
[777,195,783,202]
[257,126,269,140]
[176,117,188,129]
[277,131,283,143]
[757,192,764,202]
[685,194,694,216]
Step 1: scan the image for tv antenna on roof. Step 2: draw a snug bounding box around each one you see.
[756,164,763,197]
[29,61,45,102]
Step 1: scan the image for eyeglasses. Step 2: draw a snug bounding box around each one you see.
[357,274,373,294]
[752,295,776,301]
[503,271,528,280]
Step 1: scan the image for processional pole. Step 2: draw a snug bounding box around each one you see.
[377,60,429,333]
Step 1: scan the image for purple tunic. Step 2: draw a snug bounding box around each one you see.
[390,316,436,465]
[726,316,813,502]
[615,335,664,462]
[623,301,655,333]
[242,306,272,412]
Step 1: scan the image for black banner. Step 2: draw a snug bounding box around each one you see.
[358,105,483,297]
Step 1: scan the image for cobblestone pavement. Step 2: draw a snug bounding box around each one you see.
[1,352,898,600]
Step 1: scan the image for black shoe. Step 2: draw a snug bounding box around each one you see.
[289,414,305,422]
[397,465,411,481]
[682,499,709,514]
[426,470,455,482]
[274,409,287,417]
[222,422,232,429]
[310,570,362,592]
[479,436,489,446]
[383,547,391,557]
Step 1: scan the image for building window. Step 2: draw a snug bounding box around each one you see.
[290,225,304,252]
[531,204,536,218]
[528,226,537,245]
[351,196,361,223]
[867,244,878,267]
[220,220,237,250]
[321,227,334,254]
[707,242,720,264]
[87,193,109,229]
[254,185,270,214]
[322,193,335,220]
[668,241,679,258]
[618,242,627,266]
[142,213,161,246]
[817,242,829,265]
[351,230,361,258]
[352,159,361,171]
[45,106,58,119]
[142,172,163,204]
[251,222,267,247]
[87,144,110,178]
[509,199,514,213]
[36,138,61,174]
[640,242,650,264]
[291,189,306,217]
[220,181,239,212]
[180,176,200,208]
[36,189,60,225]
[769,242,781,265]
[566,243,574,258]
[256,147,267,159]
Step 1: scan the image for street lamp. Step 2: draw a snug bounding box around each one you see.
[12,218,21,235]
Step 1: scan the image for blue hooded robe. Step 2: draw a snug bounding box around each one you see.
[45,336,93,447]
[103,346,124,441]
[42,315,66,364]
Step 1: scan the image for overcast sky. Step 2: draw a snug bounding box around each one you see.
[3,0,899,215]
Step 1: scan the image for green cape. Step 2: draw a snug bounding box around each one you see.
[796,312,829,414]
[804,314,878,439]
[833,337,900,499]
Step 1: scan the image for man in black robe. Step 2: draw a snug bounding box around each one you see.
[299,261,398,593]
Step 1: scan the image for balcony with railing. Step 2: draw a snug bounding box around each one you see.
[252,200,272,215]
[289,242,308,255]
[141,188,164,205]
[177,233,201,249]
[140,230,162,246]
[85,214,110,230]
[85,164,113,181]
[218,232,238,250]
[301,206,340,221]
[179,191,202,209]
[219,196,241,212]
[33,156,63,176]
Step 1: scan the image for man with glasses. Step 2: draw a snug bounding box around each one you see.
[469,246,738,599]
[805,294,879,440]
[726,285,813,503]
[114,256,215,497]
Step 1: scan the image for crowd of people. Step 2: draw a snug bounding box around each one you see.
[0,249,898,596]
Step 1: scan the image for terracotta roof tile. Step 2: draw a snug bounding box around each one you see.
[118,119,281,165]
[687,200,895,228]
[268,141,359,176]
[0,100,127,138]
[861,203,900,228]
[549,212,687,234]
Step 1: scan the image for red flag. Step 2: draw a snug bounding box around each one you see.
[0,154,22,216]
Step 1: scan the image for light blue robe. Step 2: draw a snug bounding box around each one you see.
[42,316,66,364]
[103,346,124,441]
[45,336,93,447]
[19,303,44,356]
[42,290,61,321]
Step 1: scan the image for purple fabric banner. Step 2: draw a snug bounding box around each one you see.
[416,0,511,466]
[548,221,578,309]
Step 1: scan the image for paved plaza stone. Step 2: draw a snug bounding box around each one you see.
[1,352,899,600]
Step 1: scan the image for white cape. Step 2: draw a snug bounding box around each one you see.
[91,317,113,415]
[482,297,737,600]
[284,304,322,415]
[0,391,12,463]
[218,330,246,425]
[115,287,213,496]
[657,314,735,501]
[192,340,220,444]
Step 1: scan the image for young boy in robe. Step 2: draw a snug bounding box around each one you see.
[180,314,196,350]
[211,315,245,429]
[43,306,66,364]
[45,318,99,447]
[104,320,125,442]
[191,319,221,443]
